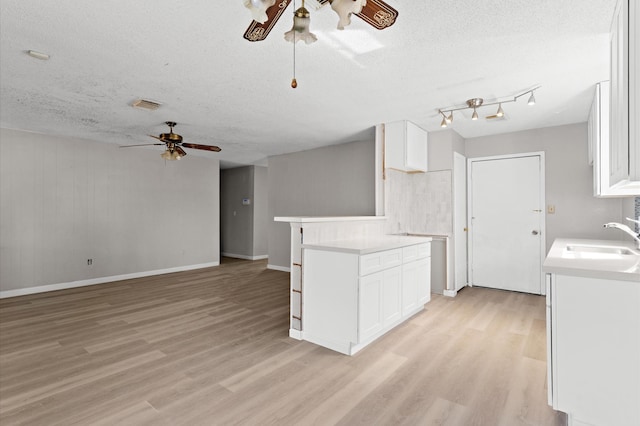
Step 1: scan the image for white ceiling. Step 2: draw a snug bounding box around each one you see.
[0,0,617,168]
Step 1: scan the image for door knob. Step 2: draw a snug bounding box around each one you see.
[532,230,539,235]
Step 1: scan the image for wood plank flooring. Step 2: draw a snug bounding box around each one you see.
[0,258,566,425]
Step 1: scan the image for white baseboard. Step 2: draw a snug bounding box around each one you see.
[0,261,220,299]
[267,264,291,273]
[443,289,458,298]
[289,329,302,340]
[221,252,268,261]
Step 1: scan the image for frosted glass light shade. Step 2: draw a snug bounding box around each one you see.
[330,0,366,30]
[284,10,317,44]
[243,0,276,24]
[160,149,181,161]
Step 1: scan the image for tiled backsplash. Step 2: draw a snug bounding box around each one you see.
[384,169,452,236]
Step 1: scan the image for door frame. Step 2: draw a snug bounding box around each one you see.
[452,152,468,293]
[467,152,546,295]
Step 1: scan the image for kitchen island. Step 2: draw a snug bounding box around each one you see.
[543,238,640,426]
[302,235,432,355]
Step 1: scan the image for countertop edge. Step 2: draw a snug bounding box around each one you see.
[274,216,387,223]
[302,236,433,255]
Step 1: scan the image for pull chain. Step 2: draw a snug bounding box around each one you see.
[291,0,297,88]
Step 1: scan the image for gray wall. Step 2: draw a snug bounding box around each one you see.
[220,165,268,259]
[0,128,220,294]
[267,140,376,268]
[428,129,466,171]
[253,166,268,256]
[465,123,625,252]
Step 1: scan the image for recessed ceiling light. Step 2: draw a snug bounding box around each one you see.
[27,50,50,60]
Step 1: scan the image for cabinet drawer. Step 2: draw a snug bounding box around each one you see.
[417,243,431,259]
[402,245,419,263]
[360,248,402,276]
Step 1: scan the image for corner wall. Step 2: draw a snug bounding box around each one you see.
[267,140,376,269]
[0,128,220,296]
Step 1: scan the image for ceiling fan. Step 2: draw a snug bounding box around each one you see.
[243,0,398,42]
[120,121,221,161]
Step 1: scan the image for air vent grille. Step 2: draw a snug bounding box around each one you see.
[132,99,162,111]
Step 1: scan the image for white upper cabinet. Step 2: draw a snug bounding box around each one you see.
[384,120,428,172]
[601,0,640,195]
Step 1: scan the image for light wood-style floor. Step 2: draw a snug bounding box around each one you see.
[0,258,566,426]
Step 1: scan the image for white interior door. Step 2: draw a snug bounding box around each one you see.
[469,154,544,294]
[453,152,467,292]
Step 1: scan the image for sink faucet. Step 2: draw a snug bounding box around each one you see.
[604,218,640,249]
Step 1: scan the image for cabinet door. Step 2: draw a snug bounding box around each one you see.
[402,261,419,316]
[416,257,431,305]
[381,266,402,326]
[359,272,383,341]
[405,121,428,171]
[610,0,630,187]
[552,274,640,425]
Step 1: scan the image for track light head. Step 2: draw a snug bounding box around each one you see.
[528,91,536,105]
[446,111,453,124]
[496,103,504,117]
[472,108,478,120]
[440,117,447,128]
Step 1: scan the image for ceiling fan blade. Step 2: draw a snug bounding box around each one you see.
[149,134,165,141]
[120,143,165,148]
[354,0,398,30]
[243,0,292,42]
[175,146,187,157]
[181,142,222,152]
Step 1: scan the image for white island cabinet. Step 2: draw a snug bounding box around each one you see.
[302,237,431,355]
[544,239,640,426]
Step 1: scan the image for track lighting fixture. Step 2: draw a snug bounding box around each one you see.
[435,86,540,127]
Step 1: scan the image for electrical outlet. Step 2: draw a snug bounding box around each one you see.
[87,259,93,266]
[547,205,556,214]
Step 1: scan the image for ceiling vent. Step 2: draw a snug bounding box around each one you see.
[132,99,162,111]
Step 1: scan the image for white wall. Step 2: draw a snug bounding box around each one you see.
[0,128,220,296]
[465,123,625,251]
[267,140,376,269]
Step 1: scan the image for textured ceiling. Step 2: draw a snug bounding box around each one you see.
[0,0,617,168]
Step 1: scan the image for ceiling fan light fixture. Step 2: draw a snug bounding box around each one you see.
[284,4,317,44]
[244,0,276,24]
[472,108,478,120]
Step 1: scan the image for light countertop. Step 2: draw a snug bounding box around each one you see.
[274,216,386,223]
[302,235,432,255]
[543,238,640,282]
